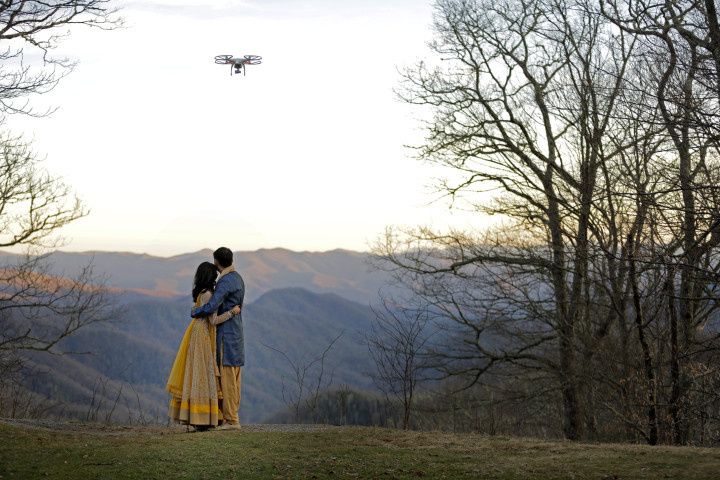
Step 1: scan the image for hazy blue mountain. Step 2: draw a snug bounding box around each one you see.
[21,287,377,423]
[0,248,392,303]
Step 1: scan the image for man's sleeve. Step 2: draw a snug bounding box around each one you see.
[238,278,245,306]
[191,279,229,318]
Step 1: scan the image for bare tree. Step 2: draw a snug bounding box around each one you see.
[376,0,644,440]
[367,297,433,430]
[0,136,115,365]
[0,140,115,381]
[262,332,343,423]
[336,383,352,425]
[0,0,121,116]
[0,364,65,419]
[0,0,121,415]
[597,0,720,445]
[371,0,720,445]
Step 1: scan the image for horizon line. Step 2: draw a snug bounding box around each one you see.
[0,246,370,260]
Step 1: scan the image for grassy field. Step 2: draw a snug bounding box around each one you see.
[1,422,720,479]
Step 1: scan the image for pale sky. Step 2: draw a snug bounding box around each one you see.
[12,0,490,256]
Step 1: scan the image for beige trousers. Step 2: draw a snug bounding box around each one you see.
[220,365,242,424]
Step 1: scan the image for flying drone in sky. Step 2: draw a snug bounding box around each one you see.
[214,54,262,76]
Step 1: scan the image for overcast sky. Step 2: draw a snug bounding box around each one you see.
[12,0,489,256]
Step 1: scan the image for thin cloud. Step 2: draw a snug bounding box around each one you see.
[122,1,261,19]
[121,0,420,20]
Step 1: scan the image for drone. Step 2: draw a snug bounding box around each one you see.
[214,54,262,76]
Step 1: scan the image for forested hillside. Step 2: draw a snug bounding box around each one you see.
[13,288,377,423]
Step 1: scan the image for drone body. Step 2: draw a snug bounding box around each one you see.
[215,54,262,76]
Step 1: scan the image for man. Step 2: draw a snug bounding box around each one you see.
[191,247,246,429]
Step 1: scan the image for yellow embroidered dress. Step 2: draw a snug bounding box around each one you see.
[166,290,231,426]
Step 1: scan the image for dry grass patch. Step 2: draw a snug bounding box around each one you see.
[1,423,719,479]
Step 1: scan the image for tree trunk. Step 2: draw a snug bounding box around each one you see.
[545,170,581,440]
[628,233,658,445]
[667,266,683,445]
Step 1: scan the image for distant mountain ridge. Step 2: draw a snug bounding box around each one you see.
[0,248,393,304]
[21,287,378,423]
[3,247,394,423]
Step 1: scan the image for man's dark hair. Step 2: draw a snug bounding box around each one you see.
[213,247,233,269]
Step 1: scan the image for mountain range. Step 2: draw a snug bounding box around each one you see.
[0,248,393,304]
[8,248,393,423]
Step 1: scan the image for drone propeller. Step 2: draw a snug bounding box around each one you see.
[243,55,262,65]
[215,54,234,64]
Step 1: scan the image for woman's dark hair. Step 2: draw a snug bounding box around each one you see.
[192,261,218,302]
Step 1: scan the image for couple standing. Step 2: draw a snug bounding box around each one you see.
[166,247,246,430]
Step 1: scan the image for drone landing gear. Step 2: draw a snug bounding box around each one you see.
[230,64,246,76]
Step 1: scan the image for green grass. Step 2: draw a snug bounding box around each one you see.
[1,424,719,479]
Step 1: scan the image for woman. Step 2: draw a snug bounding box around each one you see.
[166,261,241,429]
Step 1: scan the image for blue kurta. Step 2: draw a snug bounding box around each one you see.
[191,268,246,366]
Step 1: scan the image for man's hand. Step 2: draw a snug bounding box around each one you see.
[191,307,202,318]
